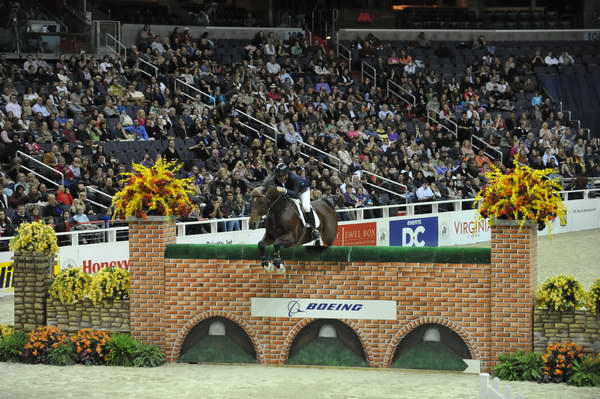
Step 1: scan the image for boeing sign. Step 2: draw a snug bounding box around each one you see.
[251,298,396,320]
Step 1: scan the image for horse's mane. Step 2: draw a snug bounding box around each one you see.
[250,185,280,201]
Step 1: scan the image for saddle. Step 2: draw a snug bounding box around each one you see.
[290,198,320,228]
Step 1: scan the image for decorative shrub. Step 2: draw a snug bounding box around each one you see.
[70,328,111,365]
[49,268,92,305]
[540,342,584,383]
[132,343,166,367]
[568,355,600,387]
[475,159,566,228]
[47,341,75,366]
[112,156,194,219]
[106,333,139,367]
[0,330,26,362]
[9,220,59,256]
[494,351,543,381]
[87,267,130,305]
[586,278,600,314]
[21,326,68,364]
[536,274,586,312]
[0,324,14,339]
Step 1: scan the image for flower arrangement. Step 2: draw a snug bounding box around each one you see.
[0,324,14,339]
[21,326,68,364]
[87,267,130,305]
[536,274,586,312]
[586,278,600,314]
[9,221,59,256]
[70,328,111,365]
[48,268,92,305]
[540,342,584,383]
[112,157,194,219]
[475,160,566,228]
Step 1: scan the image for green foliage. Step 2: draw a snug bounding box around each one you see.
[494,351,543,381]
[391,342,467,371]
[87,267,130,305]
[0,330,26,362]
[568,356,600,387]
[49,268,92,305]
[287,337,367,367]
[536,275,586,312]
[133,343,166,367]
[178,335,255,364]
[47,342,75,366]
[106,334,139,367]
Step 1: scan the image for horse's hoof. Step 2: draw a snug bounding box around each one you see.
[277,263,286,274]
[263,261,274,273]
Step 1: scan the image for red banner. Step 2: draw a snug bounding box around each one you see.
[333,222,377,246]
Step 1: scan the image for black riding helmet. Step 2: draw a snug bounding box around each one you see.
[275,163,289,176]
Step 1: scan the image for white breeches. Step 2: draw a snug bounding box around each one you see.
[300,190,311,212]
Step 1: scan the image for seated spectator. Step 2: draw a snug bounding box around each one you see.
[544,52,559,66]
[56,185,73,207]
[559,52,575,65]
[13,204,31,227]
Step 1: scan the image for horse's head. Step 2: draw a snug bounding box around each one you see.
[249,186,272,228]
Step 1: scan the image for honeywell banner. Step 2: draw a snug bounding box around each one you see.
[251,298,397,320]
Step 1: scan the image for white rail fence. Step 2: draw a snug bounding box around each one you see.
[480,373,526,399]
[136,57,159,79]
[174,78,214,108]
[361,61,376,88]
[106,33,127,58]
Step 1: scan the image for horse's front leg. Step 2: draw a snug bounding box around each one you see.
[272,235,294,274]
[258,235,274,272]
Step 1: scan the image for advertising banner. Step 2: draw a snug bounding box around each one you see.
[389,217,439,247]
[251,297,397,320]
[0,262,13,294]
[333,222,377,246]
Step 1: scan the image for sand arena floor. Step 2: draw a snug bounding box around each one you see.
[0,229,598,399]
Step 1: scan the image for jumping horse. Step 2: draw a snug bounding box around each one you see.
[249,186,338,272]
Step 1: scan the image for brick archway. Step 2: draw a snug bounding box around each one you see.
[382,316,480,367]
[168,311,264,362]
[279,318,375,366]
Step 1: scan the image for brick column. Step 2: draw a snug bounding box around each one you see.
[128,217,176,353]
[13,252,54,331]
[488,220,537,371]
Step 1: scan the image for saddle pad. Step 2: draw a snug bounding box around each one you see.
[291,198,320,228]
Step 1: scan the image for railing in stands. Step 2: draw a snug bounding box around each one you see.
[234,108,344,171]
[16,150,64,186]
[337,42,352,69]
[361,61,376,88]
[234,108,407,199]
[386,79,416,107]
[18,165,58,188]
[106,33,126,58]
[471,135,503,164]
[174,79,214,109]
[426,105,458,138]
[1,188,597,248]
[136,57,158,79]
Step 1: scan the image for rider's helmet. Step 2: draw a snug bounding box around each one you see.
[275,163,289,177]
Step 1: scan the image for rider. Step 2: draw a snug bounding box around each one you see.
[264,163,321,240]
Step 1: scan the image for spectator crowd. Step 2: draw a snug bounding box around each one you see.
[0,27,599,243]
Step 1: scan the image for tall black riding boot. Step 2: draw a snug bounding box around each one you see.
[304,210,321,240]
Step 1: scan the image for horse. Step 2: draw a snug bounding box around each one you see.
[249,185,338,272]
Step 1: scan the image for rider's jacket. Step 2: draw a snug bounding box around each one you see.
[262,172,309,199]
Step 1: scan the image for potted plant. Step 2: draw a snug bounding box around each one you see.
[112,157,194,220]
[474,160,566,230]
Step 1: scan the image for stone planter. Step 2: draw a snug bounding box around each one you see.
[12,251,55,331]
[47,298,130,333]
[533,309,600,354]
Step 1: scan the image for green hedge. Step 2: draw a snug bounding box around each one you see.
[165,244,491,264]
